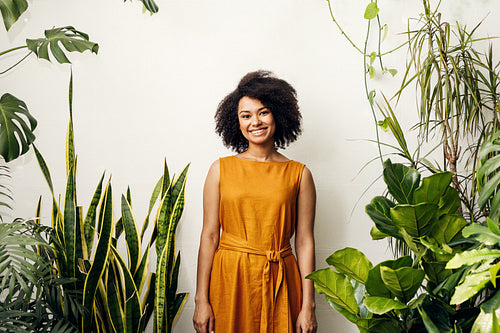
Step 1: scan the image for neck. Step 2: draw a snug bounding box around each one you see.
[243,144,278,162]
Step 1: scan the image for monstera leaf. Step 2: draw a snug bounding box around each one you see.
[0,93,37,162]
[26,26,99,64]
[0,0,28,31]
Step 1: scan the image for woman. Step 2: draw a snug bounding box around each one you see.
[193,70,317,333]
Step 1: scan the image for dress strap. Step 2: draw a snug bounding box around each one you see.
[219,233,292,333]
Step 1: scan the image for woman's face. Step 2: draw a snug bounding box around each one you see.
[237,96,276,147]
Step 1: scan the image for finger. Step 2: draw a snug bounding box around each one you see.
[208,316,215,333]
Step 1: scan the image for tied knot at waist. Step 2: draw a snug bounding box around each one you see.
[217,233,293,333]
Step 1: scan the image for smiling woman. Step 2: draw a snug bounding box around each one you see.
[193,71,318,333]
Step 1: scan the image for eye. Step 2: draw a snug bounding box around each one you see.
[240,114,250,119]
[260,110,270,116]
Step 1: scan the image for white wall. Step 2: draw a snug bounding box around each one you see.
[2,0,499,331]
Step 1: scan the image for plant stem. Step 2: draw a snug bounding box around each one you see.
[0,51,33,75]
[0,45,28,57]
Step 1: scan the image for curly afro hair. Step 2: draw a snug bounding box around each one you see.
[215,70,302,153]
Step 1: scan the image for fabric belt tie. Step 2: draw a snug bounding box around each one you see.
[219,233,293,333]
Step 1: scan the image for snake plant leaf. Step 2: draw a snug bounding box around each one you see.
[0,93,37,162]
[111,246,141,333]
[450,270,491,305]
[306,268,360,316]
[431,214,467,245]
[391,202,438,239]
[413,172,453,205]
[63,161,77,278]
[121,195,141,274]
[82,182,113,330]
[155,245,169,333]
[471,290,500,333]
[26,26,99,64]
[134,246,150,292]
[366,196,400,239]
[383,159,420,204]
[363,296,407,315]
[326,247,372,284]
[0,0,28,31]
[83,172,105,258]
[462,221,500,246]
[106,262,125,333]
[380,265,425,303]
[446,248,500,269]
[139,273,156,332]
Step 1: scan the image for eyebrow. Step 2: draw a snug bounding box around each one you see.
[238,106,269,114]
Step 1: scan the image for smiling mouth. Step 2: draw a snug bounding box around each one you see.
[250,128,267,136]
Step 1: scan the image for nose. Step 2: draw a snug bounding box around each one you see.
[252,115,262,126]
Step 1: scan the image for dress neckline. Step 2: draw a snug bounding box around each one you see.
[231,155,292,164]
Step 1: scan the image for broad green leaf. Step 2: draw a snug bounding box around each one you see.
[418,305,452,333]
[307,268,359,316]
[364,2,379,20]
[0,0,28,31]
[380,265,425,303]
[462,222,500,246]
[363,296,407,314]
[413,172,453,205]
[490,261,500,287]
[451,270,491,304]
[370,225,388,240]
[326,298,361,325]
[0,93,37,162]
[326,247,372,284]
[26,26,98,64]
[365,256,412,299]
[391,203,438,238]
[365,196,400,239]
[431,214,467,245]
[472,291,500,333]
[447,248,500,269]
[383,159,420,204]
[438,187,461,216]
[422,259,453,285]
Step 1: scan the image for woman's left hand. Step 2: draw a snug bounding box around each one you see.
[296,306,318,333]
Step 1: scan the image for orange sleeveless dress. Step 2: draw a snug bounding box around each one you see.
[210,156,304,333]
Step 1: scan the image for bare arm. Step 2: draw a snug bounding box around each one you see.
[193,160,221,333]
[295,166,318,333]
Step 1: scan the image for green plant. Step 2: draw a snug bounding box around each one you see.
[308,159,481,332]
[31,72,189,332]
[0,0,158,31]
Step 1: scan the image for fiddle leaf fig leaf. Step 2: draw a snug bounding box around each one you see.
[0,93,37,162]
[326,247,372,284]
[26,26,99,64]
[383,159,420,204]
[0,0,28,31]
[364,296,407,315]
[413,172,453,205]
[364,2,379,20]
[391,203,438,239]
[431,214,467,245]
[366,196,400,239]
[306,268,359,316]
[380,265,425,303]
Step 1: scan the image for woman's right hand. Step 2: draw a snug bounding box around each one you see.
[193,301,215,333]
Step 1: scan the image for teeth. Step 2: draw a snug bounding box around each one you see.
[251,129,265,135]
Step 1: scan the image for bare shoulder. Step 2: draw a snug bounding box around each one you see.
[300,166,316,192]
[205,159,220,183]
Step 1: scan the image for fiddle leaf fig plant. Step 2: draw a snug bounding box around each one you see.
[308,159,476,332]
